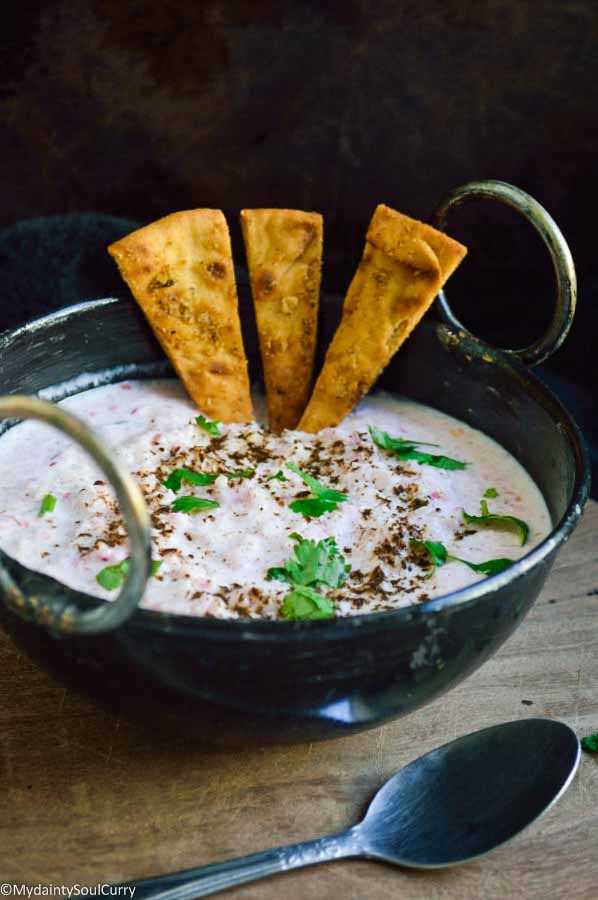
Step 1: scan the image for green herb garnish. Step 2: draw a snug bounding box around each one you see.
[268,533,347,620]
[483,487,499,498]
[38,493,57,516]
[267,470,288,482]
[280,585,335,620]
[286,462,347,518]
[163,468,253,492]
[163,468,219,491]
[460,556,515,575]
[410,539,449,571]
[96,557,162,590]
[368,425,467,470]
[581,732,598,753]
[267,533,350,589]
[462,498,529,546]
[195,414,222,436]
[410,538,514,578]
[171,496,220,514]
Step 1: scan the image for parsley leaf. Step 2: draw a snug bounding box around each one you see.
[280,585,335,620]
[268,533,347,620]
[410,539,514,577]
[96,557,162,590]
[38,493,56,516]
[483,487,499,498]
[581,732,598,753]
[368,425,439,452]
[266,567,289,583]
[462,498,529,546]
[267,470,288,482]
[369,425,467,470]
[286,462,347,501]
[171,496,220,514]
[96,563,124,591]
[286,462,347,517]
[163,468,253,492]
[163,468,218,491]
[195,414,222,436]
[460,556,514,575]
[410,539,448,572]
[267,533,350,588]
[288,498,340,517]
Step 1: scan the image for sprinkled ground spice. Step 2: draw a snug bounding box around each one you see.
[0,380,551,620]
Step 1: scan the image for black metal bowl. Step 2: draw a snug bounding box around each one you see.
[0,182,590,745]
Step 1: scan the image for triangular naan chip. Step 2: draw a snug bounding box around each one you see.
[298,204,467,432]
[108,209,253,423]
[240,209,323,431]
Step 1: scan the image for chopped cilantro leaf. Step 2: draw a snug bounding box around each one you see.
[581,732,598,753]
[266,567,289,583]
[410,539,448,571]
[288,497,340,517]
[267,534,350,589]
[38,493,56,516]
[96,564,124,591]
[368,425,467,470]
[368,425,438,452]
[462,498,529,546]
[410,538,514,578]
[96,557,162,590]
[163,468,218,491]
[280,585,335,620]
[163,468,254,491]
[286,462,347,501]
[404,450,468,470]
[461,556,514,575]
[483,487,499,498]
[267,470,288,482]
[286,462,347,518]
[171,496,220,514]
[195,414,222,436]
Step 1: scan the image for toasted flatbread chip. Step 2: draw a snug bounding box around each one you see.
[240,208,323,432]
[108,209,253,423]
[298,204,467,433]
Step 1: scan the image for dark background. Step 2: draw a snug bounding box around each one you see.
[1,1,596,467]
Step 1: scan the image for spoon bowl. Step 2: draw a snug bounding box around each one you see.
[119,718,580,898]
[360,717,580,867]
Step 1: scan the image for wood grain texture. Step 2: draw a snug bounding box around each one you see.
[1,501,597,898]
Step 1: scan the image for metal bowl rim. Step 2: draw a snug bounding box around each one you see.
[0,297,590,642]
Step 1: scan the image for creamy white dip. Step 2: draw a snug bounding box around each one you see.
[0,380,551,619]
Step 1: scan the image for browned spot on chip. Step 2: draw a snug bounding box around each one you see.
[208,362,230,375]
[147,271,175,291]
[207,261,226,279]
[257,271,276,295]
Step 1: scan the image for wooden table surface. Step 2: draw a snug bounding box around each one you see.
[2,501,597,899]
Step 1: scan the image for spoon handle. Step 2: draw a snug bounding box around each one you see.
[116,828,362,899]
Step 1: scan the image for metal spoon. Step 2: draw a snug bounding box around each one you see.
[118,718,580,899]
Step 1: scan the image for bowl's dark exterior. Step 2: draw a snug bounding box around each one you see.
[0,296,589,745]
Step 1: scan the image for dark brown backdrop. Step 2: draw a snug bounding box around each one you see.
[2,0,597,388]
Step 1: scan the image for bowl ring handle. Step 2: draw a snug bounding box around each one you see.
[0,396,153,635]
[431,179,577,366]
